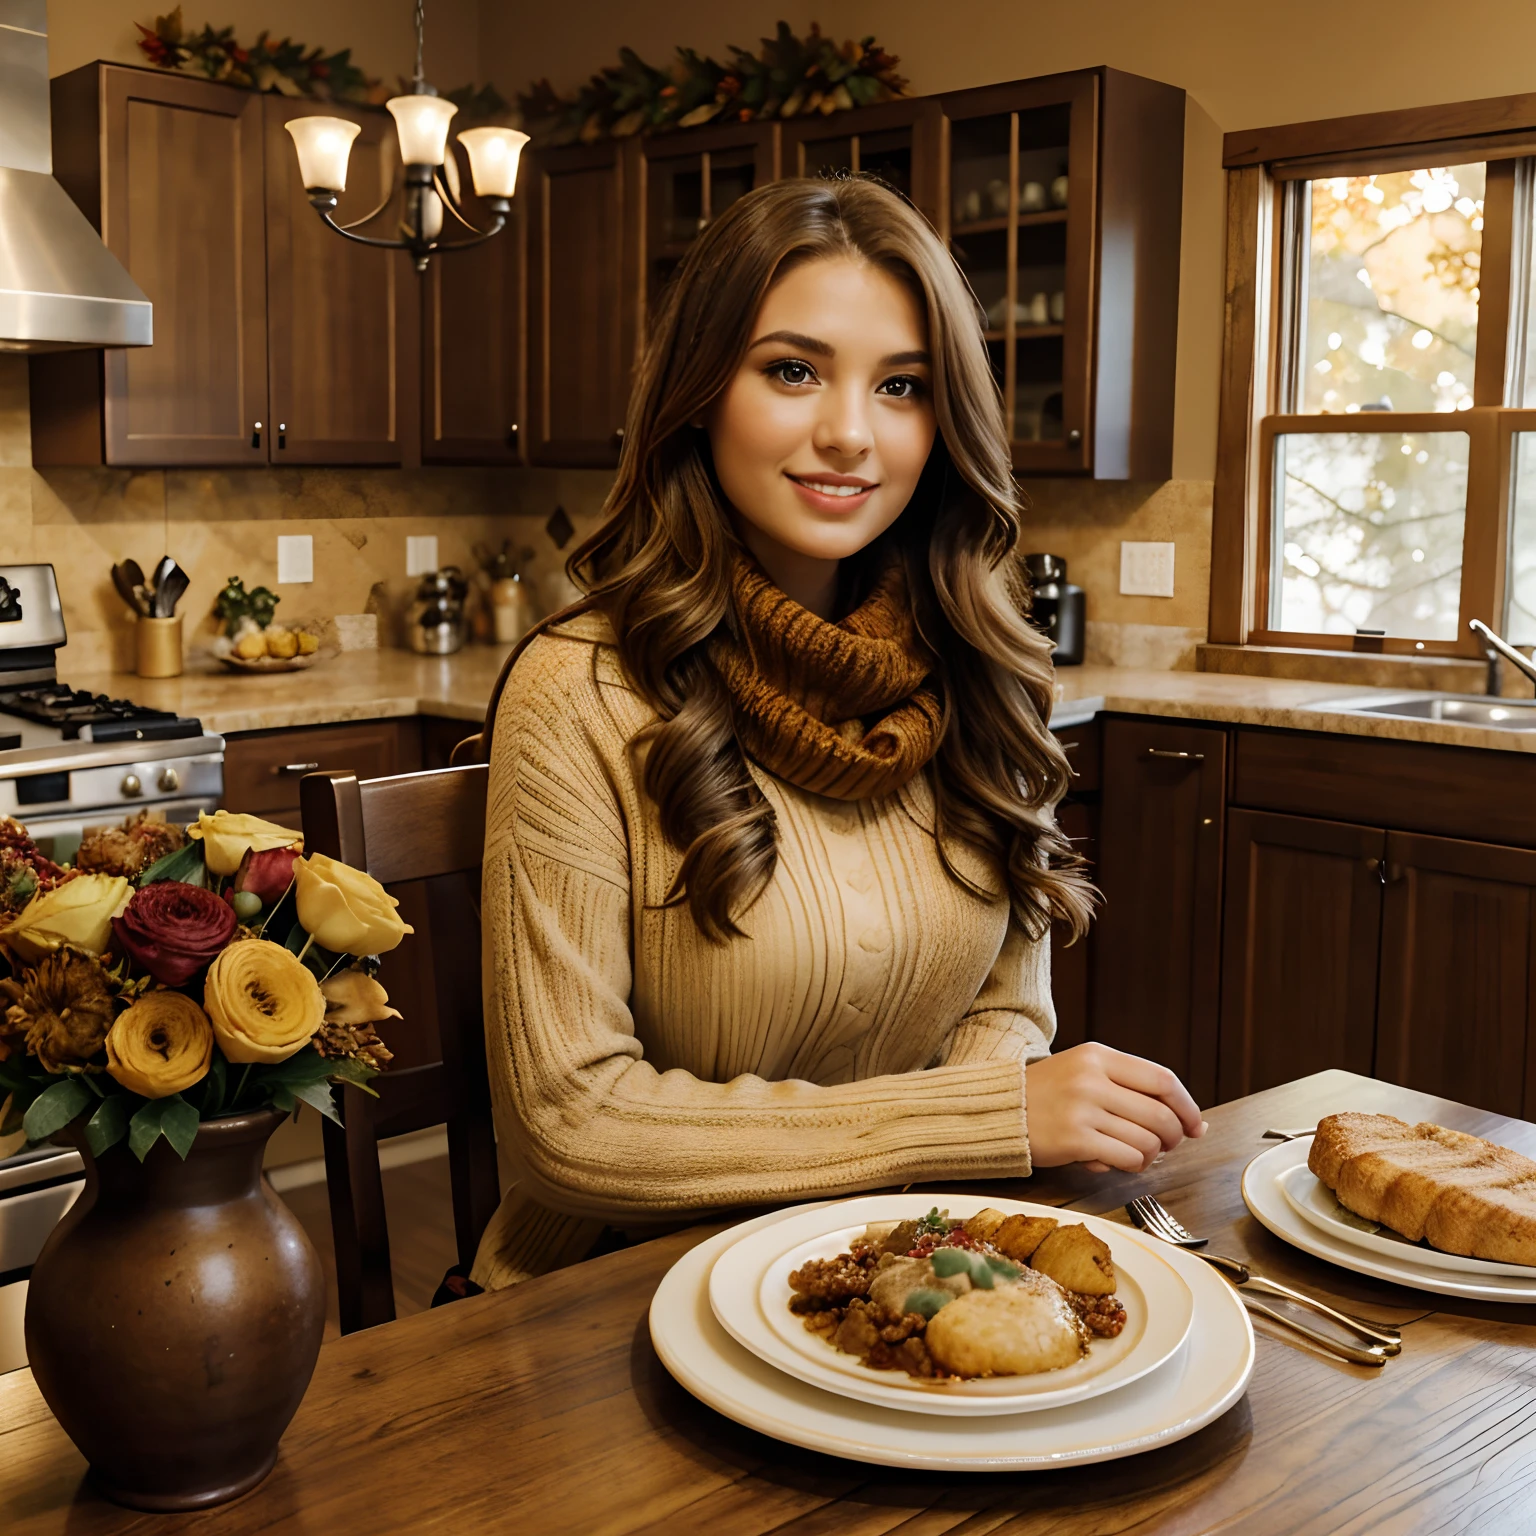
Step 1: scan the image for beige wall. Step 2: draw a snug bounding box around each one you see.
[46,0,483,93]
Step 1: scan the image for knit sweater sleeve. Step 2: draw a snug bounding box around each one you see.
[939,916,1057,1070]
[482,636,1035,1223]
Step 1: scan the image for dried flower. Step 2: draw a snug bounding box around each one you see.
[0,950,119,1072]
[77,812,187,879]
[315,969,397,1072]
[105,991,214,1099]
[204,939,325,1063]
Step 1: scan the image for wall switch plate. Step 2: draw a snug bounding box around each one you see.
[406,535,439,577]
[276,534,313,584]
[1120,541,1176,597]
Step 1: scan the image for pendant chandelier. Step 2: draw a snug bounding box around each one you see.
[283,0,528,272]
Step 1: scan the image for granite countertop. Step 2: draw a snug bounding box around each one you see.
[68,649,1536,754]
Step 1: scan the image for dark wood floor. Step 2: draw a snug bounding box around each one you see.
[279,1154,459,1341]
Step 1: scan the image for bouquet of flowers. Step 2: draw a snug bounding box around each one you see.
[0,810,410,1162]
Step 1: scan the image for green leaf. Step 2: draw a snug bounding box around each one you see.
[290,1078,341,1125]
[328,1057,381,1097]
[139,840,208,888]
[258,1046,334,1087]
[22,1077,93,1143]
[160,1097,200,1159]
[271,1085,296,1115]
[128,1098,172,1161]
[84,1094,134,1157]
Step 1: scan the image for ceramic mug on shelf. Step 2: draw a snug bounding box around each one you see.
[1027,291,1050,326]
[1020,180,1048,212]
[1050,289,1066,323]
[1050,173,1070,208]
[985,178,1009,217]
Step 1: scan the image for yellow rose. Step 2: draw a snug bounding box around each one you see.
[0,875,132,964]
[293,853,413,956]
[105,991,214,1099]
[187,810,302,877]
[204,939,325,1063]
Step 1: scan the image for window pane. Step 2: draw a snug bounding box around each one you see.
[1272,430,1468,639]
[1506,434,1536,644]
[1301,166,1484,414]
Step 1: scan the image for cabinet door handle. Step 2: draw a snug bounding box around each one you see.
[612,428,625,447]
[506,423,519,448]
[251,420,263,449]
[1145,748,1205,763]
[275,761,321,775]
[278,422,287,451]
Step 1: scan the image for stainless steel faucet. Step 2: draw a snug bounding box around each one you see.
[1470,618,1536,694]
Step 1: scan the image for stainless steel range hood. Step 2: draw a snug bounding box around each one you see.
[0,0,150,350]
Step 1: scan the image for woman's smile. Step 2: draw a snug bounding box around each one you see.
[785,470,878,512]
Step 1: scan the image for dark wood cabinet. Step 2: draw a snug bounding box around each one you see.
[781,97,943,225]
[222,718,422,825]
[1218,809,1383,1099]
[635,122,778,321]
[1089,718,1226,1103]
[1377,831,1536,1119]
[938,70,1183,477]
[1050,795,1096,1050]
[525,139,635,467]
[30,64,270,467]
[264,99,420,466]
[421,139,525,465]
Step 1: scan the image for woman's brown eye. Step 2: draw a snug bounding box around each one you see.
[772,360,813,386]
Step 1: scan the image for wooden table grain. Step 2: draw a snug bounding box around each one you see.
[5,1070,1536,1535]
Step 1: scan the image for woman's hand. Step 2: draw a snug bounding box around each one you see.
[1025,1042,1205,1173]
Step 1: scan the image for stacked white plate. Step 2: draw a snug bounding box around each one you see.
[1243,1138,1536,1302]
[648,1193,1255,1470]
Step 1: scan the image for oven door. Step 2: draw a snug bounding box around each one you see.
[18,795,220,866]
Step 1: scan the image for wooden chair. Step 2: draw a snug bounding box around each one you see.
[300,764,499,1334]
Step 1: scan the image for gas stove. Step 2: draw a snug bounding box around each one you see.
[0,682,202,742]
[0,564,224,856]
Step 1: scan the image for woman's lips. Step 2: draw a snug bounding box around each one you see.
[785,472,876,513]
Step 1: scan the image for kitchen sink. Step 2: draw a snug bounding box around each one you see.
[1318,692,1536,729]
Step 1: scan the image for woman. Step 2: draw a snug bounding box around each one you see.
[470,175,1201,1290]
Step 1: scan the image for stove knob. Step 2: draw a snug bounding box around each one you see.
[158,767,181,794]
[121,773,142,798]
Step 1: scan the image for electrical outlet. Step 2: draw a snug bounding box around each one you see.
[276,535,313,584]
[406,535,439,577]
[1119,541,1175,598]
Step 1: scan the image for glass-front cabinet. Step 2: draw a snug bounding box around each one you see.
[940,73,1183,477]
[780,98,943,227]
[639,122,779,317]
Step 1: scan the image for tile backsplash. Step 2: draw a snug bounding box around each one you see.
[2,357,1215,676]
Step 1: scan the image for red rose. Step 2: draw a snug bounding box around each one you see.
[229,845,299,907]
[113,881,238,987]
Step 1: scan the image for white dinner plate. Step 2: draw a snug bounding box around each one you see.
[1278,1159,1536,1279]
[708,1194,1193,1417]
[1244,1139,1536,1302]
[650,1199,1254,1471]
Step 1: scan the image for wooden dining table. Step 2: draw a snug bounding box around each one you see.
[4,1068,1536,1534]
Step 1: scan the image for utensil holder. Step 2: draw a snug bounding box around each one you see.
[135,616,182,679]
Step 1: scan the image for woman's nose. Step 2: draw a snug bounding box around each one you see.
[812,386,873,460]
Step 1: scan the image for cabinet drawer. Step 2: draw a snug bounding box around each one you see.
[222,720,419,816]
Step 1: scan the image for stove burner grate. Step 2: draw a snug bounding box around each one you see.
[0,684,201,741]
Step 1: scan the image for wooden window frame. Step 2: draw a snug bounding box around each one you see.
[1211,93,1536,658]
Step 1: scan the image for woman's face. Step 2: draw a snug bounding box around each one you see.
[705,255,937,602]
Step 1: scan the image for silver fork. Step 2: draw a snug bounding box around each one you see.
[1127,1195,1402,1362]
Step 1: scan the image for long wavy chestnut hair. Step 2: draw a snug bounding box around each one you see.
[522,175,1094,942]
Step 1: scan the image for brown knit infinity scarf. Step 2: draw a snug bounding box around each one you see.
[710,551,944,801]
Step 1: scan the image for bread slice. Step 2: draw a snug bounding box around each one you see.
[1309,1113,1536,1265]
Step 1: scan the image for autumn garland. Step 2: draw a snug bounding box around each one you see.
[0,810,411,1162]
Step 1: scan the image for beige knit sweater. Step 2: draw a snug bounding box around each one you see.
[469,612,1055,1290]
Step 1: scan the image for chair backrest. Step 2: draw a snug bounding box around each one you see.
[300,763,496,1334]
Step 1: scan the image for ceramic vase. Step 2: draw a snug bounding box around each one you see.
[24,1107,325,1511]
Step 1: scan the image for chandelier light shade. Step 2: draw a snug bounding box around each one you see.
[386,92,458,167]
[285,116,361,193]
[458,127,531,199]
[287,0,520,272]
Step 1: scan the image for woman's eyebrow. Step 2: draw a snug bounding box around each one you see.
[749,329,832,355]
[881,349,931,367]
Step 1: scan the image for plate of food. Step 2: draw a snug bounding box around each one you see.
[1244,1114,1536,1302]
[708,1196,1193,1416]
[653,1199,1254,1470]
